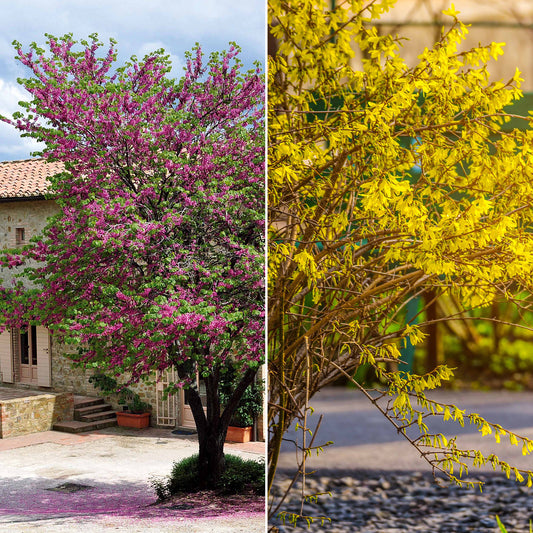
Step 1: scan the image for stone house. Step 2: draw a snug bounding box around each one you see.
[0,158,264,440]
[0,159,61,389]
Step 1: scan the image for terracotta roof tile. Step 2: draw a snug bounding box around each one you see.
[0,159,65,199]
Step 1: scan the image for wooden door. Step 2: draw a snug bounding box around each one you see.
[36,326,51,387]
[18,326,38,384]
[15,325,51,386]
[180,378,207,429]
[0,329,13,383]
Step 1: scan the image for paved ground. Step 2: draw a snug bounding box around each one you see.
[272,388,533,532]
[0,388,46,400]
[277,387,533,474]
[0,426,265,532]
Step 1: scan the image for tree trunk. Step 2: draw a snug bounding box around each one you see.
[197,414,226,487]
[179,362,259,488]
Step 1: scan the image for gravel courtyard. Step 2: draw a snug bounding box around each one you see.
[0,426,265,532]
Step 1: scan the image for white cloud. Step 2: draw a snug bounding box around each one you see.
[0,79,29,117]
[136,42,185,78]
[0,122,43,161]
[0,79,43,160]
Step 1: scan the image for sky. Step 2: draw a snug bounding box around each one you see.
[0,0,265,161]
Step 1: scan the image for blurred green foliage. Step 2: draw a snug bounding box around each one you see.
[416,296,533,390]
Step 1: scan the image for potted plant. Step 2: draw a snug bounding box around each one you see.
[89,372,152,429]
[220,365,264,443]
[116,390,152,429]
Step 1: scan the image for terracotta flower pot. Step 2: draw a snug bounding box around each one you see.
[225,425,252,443]
[116,411,150,429]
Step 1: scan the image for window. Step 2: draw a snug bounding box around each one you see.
[15,228,25,245]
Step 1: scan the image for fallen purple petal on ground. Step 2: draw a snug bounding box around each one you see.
[0,480,264,522]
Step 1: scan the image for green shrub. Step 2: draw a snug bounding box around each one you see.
[166,454,201,495]
[151,453,265,499]
[219,454,265,495]
[150,475,170,501]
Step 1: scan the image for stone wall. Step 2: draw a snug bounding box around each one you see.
[49,337,265,438]
[0,199,58,249]
[0,199,59,287]
[0,391,73,438]
[95,375,159,416]
[50,337,94,394]
[50,335,160,419]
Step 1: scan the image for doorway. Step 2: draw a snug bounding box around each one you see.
[18,326,38,385]
[180,379,207,429]
[155,367,207,429]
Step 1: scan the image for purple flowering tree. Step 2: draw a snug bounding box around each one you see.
[0,34,264,486]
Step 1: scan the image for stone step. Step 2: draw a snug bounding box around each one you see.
[93,418,118,430]
[75,404,114,417]
[55,395,118,434]
[74,397,116,422]
[53,417,117,434]
[53,420,93,433]
[73,396,106,409]
[76,410,117,423]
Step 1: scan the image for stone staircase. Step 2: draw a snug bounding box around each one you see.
[53,395,117,433]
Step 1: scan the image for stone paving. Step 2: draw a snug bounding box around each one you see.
[0,428,109,450]
[0,425,265,453]
[277,388,533,472]
[0,426,265,532]
[0,386,48,400]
